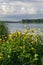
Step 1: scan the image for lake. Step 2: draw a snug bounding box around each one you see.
[7,23,43,33]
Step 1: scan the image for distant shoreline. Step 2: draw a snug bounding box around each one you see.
[0,19,43,23]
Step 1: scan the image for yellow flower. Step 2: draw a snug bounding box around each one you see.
[0,38,2,41]
[17,31,22,36]
[0,56,2,59]
[0,53,3,59]
[0,56,3,59]
[24,34,29,39]
[8,34,13,40]
[8,33,12,37]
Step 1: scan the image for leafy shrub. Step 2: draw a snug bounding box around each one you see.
[0,29,43,65]
[0,22,8,37]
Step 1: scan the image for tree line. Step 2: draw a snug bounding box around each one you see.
[21,19,43,23]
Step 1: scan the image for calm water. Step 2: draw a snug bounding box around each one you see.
[7,23,43,33]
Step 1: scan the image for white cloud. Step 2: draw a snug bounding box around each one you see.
[0,1,43,21]
[0,1,38,15]
[1,2,15,15]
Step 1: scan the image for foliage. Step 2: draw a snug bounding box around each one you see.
[0,22,8,40]
[22,19,43,23]
[0,29,43,65]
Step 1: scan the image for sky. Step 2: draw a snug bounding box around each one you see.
[0,0,43,21]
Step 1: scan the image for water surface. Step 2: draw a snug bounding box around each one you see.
[7,23,43,33]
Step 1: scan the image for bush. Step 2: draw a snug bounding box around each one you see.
[0,29,43,65]
[0,22,8,41]
[0,22,8,36]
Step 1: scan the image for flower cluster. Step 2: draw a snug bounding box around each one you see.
[0,29,43,65]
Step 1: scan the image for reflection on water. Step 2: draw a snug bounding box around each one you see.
[7,23,43,33]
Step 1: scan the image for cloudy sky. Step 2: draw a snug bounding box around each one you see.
[0,0,43,21]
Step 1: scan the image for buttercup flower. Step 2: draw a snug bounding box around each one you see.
[24,34,29,39]
[8,34,13,40]
[17,31,22,36]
